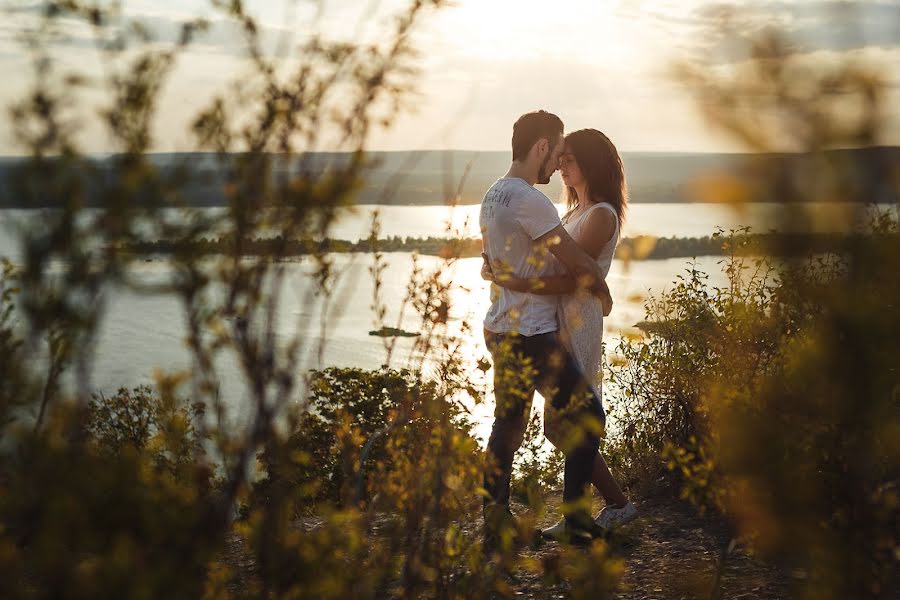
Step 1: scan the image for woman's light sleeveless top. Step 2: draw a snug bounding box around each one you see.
[557,202,620,399]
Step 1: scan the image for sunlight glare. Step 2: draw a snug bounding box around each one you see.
[430,0,627,63]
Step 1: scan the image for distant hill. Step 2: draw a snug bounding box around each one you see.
[1,147,897,207]
[333,150,746,204]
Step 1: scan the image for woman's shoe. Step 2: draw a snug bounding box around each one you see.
[594,501,639,530]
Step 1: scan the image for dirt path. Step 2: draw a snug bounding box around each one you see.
[522,493,791,599]
[223,492,793,598]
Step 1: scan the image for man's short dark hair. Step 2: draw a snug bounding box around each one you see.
[511,110,564,161]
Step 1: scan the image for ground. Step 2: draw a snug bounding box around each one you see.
[223,488,793,599]
[512,491,792,599]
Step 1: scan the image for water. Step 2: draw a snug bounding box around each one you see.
[2,249,727,441]
[325,202,883,240]
[0,202,868,439]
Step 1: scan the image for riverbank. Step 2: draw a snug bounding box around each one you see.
[123,231,897,261]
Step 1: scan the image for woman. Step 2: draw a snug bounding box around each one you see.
[483,128,637,531]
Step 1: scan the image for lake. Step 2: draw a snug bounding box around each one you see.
[0,202,879,440]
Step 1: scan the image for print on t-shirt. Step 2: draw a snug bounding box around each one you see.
[479,177,562,336]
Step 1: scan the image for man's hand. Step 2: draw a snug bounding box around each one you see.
[591,275,613,317]
[576,272,613,316]
[597,285,613,317]
[480,253,495,282]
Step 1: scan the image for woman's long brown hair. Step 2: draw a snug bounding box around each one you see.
[562,128,628,231]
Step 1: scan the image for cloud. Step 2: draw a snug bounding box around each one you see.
[0,3,304,59]
[671,1,900,62]
[368,53,731,153]
[3,1,899,154]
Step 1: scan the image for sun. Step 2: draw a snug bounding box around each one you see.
[425,0,626,63]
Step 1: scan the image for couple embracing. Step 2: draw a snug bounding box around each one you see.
[479,110,637,548]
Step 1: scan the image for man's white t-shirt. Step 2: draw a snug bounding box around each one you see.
[480,177,562,336]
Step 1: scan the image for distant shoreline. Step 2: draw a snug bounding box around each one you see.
[120,232,897,261]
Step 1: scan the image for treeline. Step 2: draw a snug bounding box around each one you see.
[125,231,899,260]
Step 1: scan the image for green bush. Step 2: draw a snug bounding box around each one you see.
[606,220,899,595]
[85,385,206,477]
[606,229,787,496]
[239,367,498,598]
[250,367,477,511]
[1,400,218,599]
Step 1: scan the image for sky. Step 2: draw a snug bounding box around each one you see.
[2,0,900,154]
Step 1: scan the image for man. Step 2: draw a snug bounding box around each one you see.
[479,110,612,547]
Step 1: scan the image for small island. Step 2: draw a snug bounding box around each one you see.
[368,326,420,338]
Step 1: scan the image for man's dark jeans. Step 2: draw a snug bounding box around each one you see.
[483,328,605,527]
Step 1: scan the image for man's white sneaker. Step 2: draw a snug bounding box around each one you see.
[540,518,567,540]
[594,501,639,530]
[540,518,596,544]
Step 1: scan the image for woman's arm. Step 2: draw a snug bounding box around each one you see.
[576,207,616,259]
